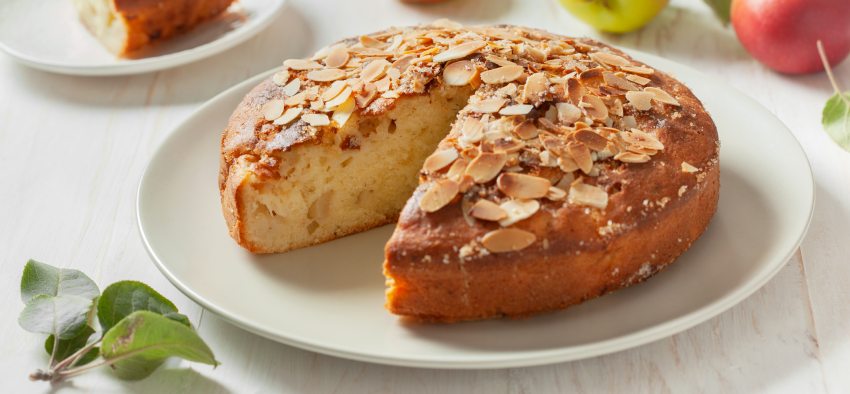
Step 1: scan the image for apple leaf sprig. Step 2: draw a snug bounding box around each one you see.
[818,41,850,152]
[18,260,219,383]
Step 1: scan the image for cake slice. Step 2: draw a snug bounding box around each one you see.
[73,0,234,56]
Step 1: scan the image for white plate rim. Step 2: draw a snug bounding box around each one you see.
[137,52,815,369]
[0,0,286,76]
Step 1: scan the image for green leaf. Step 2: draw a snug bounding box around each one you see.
[19,294,93,339]
[97,281,191,333]
[21,260,99,303]
[702,0,731,25]
[823,92,850,152]
[45,326,99,366]
[101,311,218,380]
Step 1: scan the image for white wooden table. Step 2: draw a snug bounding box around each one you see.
[1,0,848,392]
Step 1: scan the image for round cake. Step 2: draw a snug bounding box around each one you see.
[219,21,720,322]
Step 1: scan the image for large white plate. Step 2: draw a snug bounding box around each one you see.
[137,52,814,369]
[0,0,285,76]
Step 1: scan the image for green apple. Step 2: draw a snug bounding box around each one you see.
[558,0,669,33]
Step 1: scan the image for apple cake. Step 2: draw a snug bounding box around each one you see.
[73,0,234,56]
[219,21,720,322]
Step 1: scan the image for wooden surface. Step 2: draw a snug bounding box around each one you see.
[1,0,848,392]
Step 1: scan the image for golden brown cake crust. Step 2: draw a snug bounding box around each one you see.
[219,23,720,319]
[114,0,234,54]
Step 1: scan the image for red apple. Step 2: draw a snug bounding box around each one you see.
[731,0,850,74]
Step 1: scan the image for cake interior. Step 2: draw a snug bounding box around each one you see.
[238,84,473,252]
[73,0,127,54]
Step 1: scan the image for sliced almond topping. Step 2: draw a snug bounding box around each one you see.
[497,173,551,199]
[546,186,567,201]
[603,72,640,91]
[374,75,392,92]
[423,148,459,173]
[481,228,537,253]
[589,51,630,67]
[324,46,350,68]
[446,157,469,181]
[540,134,565,155]
[522,72,549,105]
[624,128,665,150]
[626,91,654,111]
[615,151,651,163]
[566,78,584,104]
[621,65,655,75]
[359,35,386,49]
[354,86,377,108]
[514,120,539,140]
[556,102,582,125]
[466,152,507,183]
[539,150,558,167]
[498,199,540,226]
[307,68,346,82]
[469,98,507,113]
[321,80,348,101]
[625,74,651,85]
[485,55,518,67]
[499,104,533,116]
[274,107,302,126]
[443,60,478,86]
[481,65,524,84]
[361,59,391,82]
[582,94,608,120]
[567,142,593,174]
[391,54,417,72]
[681,161,699,173]
[285,91,307,106]
[302,113,330,126]
[461,117,485,143]
[574,129,609,151]
[432,41,486,63]
[493,138,525,153]
[324,86,353,109]
[645,87,680,106]
[419,179,459,213]
[331,97,356,127]
[559,156,579,172]
[272,70,290,86]
[470,199,507,221]
[283,78,301,97]
[568,182,608,209]
[261,100,285,121]
[283,59,323,70]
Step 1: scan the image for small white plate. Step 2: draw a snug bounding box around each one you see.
[0,0,285,76]
[137,52,814,369]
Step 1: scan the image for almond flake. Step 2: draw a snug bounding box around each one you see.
[285,92,307,106]
[603,72,640,91]
[625,74,651,85]
[556,102,581,125]
[481,228,536,253]
[470,199,507,221]
[624,129,664,150]
[324,46,350,68]
[446,158,469,181]
[324,86,353,109]
[331,97,356,127]
[272,70,290,86]
[283,78,301,97]
[321,80,348,101]
[513,120,539,140]
[497,173,551,199]
[626,91,654,111]
[283,59,323,70]
[480,65,524,84]
[568,182,608,209]
[469,98,507,113]
[361,59,390,82]
[274,107,302,126]
[443,60,478,86]
[493,138,525,153]
[566,78,584,104]
[466,152,507,183]
[302,113,330,126]
[546,186,567,201]
[307,68,346,82]
[522,72,549,105]
[461,117,485,143]
[567,142,593,174]
[574,129,609,151]
[485,55,518,67]
[539,150,558,167]
[498,199,540,226]
[621,65,655,75]
[261,100,285,121]
[419,179,459,212]
[499,104,533,116]
[359,35,387,49]
[392,54,418,72]
[559,156,579,172]
[645,87,680,106]
[582,94,608,120]
[423,148,459,173]
[681,161,699,173]
[432,41,486,63]
[615,151,651,163]
[589,51,630,67]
